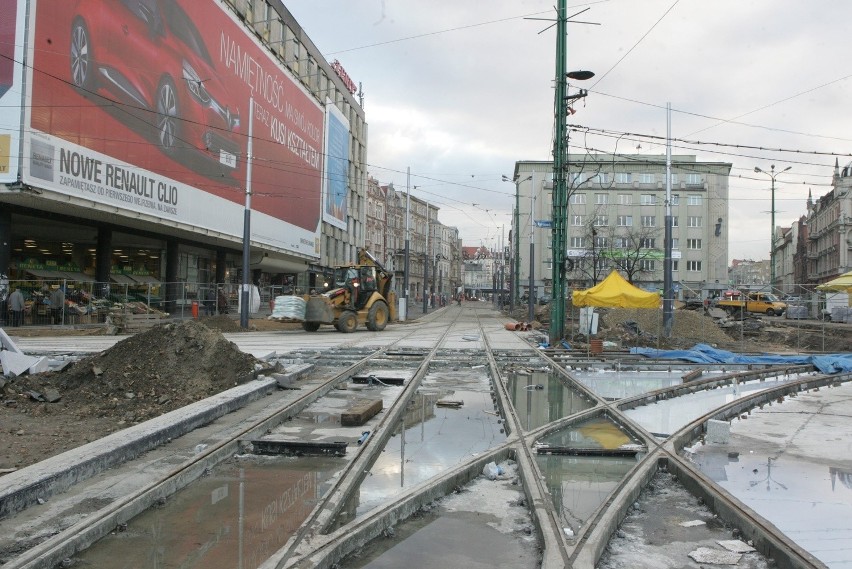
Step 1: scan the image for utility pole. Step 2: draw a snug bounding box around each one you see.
[754,164,791,291]
[548,1,595,343]
[550,0,569,344]
[529,171,536,323]
[663,103,673,337]
[403,167,410,320]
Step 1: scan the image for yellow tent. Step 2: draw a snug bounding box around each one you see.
[572,270,661,308]
[817,271,852,293]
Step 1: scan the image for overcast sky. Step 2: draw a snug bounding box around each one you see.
[285,0,852,263]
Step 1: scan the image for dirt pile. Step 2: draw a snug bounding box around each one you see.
[597,308,737,348]
[1,320,265,470]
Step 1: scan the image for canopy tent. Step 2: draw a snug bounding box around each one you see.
[817,271,852,293]
[572,270,661,309]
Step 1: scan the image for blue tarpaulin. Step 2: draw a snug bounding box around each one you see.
[629,343,852,374]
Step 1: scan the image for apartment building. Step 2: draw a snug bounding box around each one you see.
[510,155,731,299]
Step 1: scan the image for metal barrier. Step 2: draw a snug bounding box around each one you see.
[0,279,288,329]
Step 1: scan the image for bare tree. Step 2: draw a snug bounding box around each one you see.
[566,209,662,285]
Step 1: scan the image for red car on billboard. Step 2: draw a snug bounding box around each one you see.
[69,0,241,173]
[0,0,16,98]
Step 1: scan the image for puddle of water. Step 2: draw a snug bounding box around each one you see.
[535,454,637,531]
[338,461,538,569]
[599,470,773,569]
[507,371,595,431]
[74,456,345,569]
[337,386,506,523]
[337,512,537,569]
[624,375,798,437]
[687,419,852,568]
[572,369,724,400]
[537,416,641,451]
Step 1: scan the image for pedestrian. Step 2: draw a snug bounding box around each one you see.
[8,286,25,327]
[204,285,216,316]
[49,285,65,325]
[217,288,229,314]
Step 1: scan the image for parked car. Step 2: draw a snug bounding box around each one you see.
[70,0,241,170]
[537,294,552,305]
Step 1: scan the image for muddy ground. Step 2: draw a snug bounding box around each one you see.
[2,310,850,473]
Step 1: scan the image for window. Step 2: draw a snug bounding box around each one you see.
[595,193,608,205]
[595,236,609,248]
[641,215,656,227]
[672,260,679,271]
[615,172,632,184]
[595,258,610,271]
[639,238,656,248]
[640,259,656,271]
[688,195,702,206]
[570,237,585,248]
[687,216,702,228]
[594,215,609,227]
[641,194,656,205]
[687,238,702,250]
[617,215,633,227]
[671,238,679,249]
[617,194,632,205]
[672,216,679,227]
[570,193,586,205]
[639,173,655,184]
[671,194,680,206]
[571,172,589,184]
[669,174,678,185]
[686,173,702,186]
[572,215,584,226]
[687,260,702,271]
[615,237,630,248]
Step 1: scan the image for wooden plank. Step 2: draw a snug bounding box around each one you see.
[341,398,383,426]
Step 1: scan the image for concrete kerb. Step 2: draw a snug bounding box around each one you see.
[0,376,283,519]
[275,447,514,569]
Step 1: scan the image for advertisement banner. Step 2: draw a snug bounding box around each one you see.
[0,0,23,182]
[22,0,324,258]
[322,100,350,230]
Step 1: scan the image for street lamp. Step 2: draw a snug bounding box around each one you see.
[754,164,791,290]
[503,174,532,311]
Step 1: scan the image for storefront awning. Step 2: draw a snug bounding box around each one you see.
[59,271,94,282]
[130,275,161,285]
[109,274,137,285]
[24,269,66,280]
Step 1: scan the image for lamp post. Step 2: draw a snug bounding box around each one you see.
[503,174,532,312]
[754,164,791,290]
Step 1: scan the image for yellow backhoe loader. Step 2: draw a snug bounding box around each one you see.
[301,248,397,333]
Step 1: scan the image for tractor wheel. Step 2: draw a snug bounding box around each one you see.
[335,310,358,333]
[302,321,321,332]
[366,301,389,331]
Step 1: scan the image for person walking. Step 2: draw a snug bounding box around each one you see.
[8,286,25,327]
[49,285,65,325]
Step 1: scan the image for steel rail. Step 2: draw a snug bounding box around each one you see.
[5,320,451,569]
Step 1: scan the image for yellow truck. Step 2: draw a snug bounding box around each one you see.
[713,291,787,317]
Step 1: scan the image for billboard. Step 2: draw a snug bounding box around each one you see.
[22,0,325,258]
[0,0,23,182]
[322,99,350,230]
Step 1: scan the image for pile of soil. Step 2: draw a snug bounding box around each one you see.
[596,307,739,349]
[1,320,264,470]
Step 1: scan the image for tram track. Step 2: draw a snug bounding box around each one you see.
[2,310,472,569]
[3,304,848,569]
